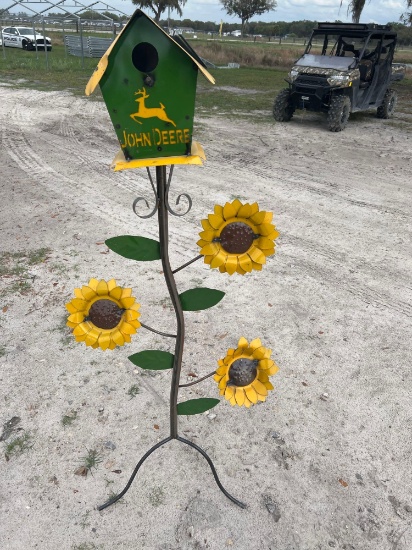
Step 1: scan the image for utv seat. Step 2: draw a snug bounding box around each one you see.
[358,59,373,88]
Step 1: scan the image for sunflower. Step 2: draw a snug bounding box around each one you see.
[214,337,279,408]
[66,278,141,351]
[197,199,279,275]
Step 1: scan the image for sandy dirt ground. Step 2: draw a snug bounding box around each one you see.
[0,83,411,550]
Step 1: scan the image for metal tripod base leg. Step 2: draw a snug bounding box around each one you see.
[97,436,246,511]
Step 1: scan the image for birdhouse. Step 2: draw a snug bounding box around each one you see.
[86,9,215,170]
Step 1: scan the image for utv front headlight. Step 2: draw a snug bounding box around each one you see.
[288,68,299,82]
[327,74,351,87]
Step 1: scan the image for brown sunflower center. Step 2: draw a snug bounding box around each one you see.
[219,222,255,254]
[88,299,124,330]
[228,358,258,387]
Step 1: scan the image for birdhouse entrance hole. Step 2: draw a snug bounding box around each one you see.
[132,42,159,73]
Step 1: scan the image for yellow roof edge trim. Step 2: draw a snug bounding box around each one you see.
[85,9,214,95]
[85,25,126,95]
[111,141,206,171]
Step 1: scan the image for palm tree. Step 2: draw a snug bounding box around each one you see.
[344,0,412,24]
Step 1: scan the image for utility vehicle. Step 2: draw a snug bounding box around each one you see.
[273,23,405,131]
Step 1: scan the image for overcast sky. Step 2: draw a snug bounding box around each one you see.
[4,0,408,25]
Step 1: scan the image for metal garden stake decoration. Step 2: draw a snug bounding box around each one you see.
[66,10,280,511]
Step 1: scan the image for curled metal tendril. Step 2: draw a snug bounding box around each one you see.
[132,168,159,219]
[165,165,193,217]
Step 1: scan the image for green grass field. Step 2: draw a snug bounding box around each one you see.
[1,37,410,120]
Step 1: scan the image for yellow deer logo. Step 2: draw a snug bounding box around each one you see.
[130,88,176,127]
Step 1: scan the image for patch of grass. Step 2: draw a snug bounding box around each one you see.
[5,431,33,458]
[50,317,74,346]
[0,248,51,297]
[79,510,91,530]
[80,448,103,471]
[62,411,78,427]
[72,544,102,550]
[148,486,165,507]
[127,384,140,399]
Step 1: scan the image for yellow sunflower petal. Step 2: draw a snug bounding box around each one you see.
[252,379,268,397]
[226,348,235,357]
[81,285,97,301]
[252,261,263,271]
[235,388,245,406]
[229,394,237,406]
[213,373,221,383]
[107,279,117,291]
[108,340,117,350]
[257,370,270,384]
[210,251,227,269]
[262,211,273,224]
[68,312,85,324]
[112,329,125,346]
[259,223,277,236]
[73,322,91,336]
[264,381,275,390]
[84,328,101,346]
[200,243,220,256]
[249,203,259,216]
[237,337,249,348]
[70,298,88,312]
[245,386,258,404]
[120,297,136,309]
[262,248,275,258]
[125,310,139,322]
[123,333,132,343]
[230,199,242,213]
[259,359,273,370]
[109,286,123,300]
[201,218,214,231]
[268,365,280,376]
[74,288,84,299]
[223,202,237,221]
[88,278,99,291]
[208,213,225,229]
[243,396,252,408]
[250,211,267,225]
[225,386,235,400]
[225,255,238,275]
[121,287,132,299]
[238,253,253,272]
[248,247,266,264]
[214,204,224,217]
[219,265,226,273]
[236,265,246,275]
[199,230,216,241]
[237,203,252,218]
[120,321,137,335]
[197,238,210,248]
[257,237,276,250]
[66,302,78,314]
[253,347,267,360]
[216,365,228,376]
[218,376,228,390]
[96,280,108,296]
[249,338,262,350]
[98,332,111,350]
[127,319,141,329]
[257,393,267,402]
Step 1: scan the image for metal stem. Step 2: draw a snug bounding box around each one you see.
[179,371,215,388]
[172,255,202,275]
[97,437,172,511]
[156,166,185,439]
[140,322,177,339]
[177,436,246,509]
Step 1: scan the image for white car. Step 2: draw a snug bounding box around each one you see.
[1,26,52,51]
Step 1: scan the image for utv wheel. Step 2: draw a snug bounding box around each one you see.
[273,88,295,122]
[327,95,351,132]
[377,89,397,119]
[22,40,28,50]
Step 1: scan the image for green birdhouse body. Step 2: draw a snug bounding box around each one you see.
[87,10,213,163]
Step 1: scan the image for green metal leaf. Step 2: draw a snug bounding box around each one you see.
[179,288,225,311]
[105,235,161,261]
[177,398,220,416]
[128,350,174,370]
